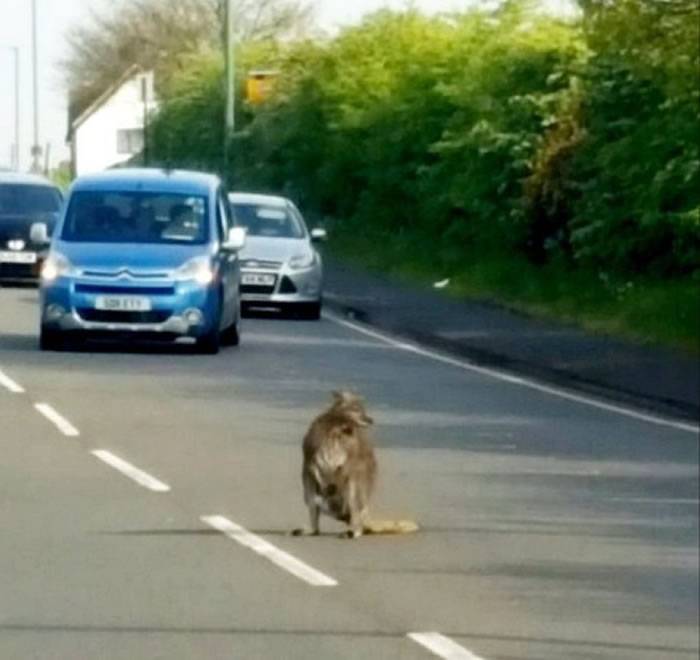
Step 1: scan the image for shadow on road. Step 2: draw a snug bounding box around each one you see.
[0,332,38,352]
[0,623,694,657]
[0,333,242,356]
[99,528,342,539]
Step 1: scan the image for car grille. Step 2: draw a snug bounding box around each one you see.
[241,283,276,295]
[278,276,297,294]
[240,259,282,270]
[76,309,172,324]
[75,284,176,296]
[0,263,38,279]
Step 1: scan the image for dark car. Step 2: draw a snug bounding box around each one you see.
[0,172,63,284]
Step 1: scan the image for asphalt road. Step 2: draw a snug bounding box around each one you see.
[1,286,698,660]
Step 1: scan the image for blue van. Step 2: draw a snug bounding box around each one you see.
[36,169,245,353]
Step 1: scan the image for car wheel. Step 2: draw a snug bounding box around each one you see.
[299,301,321,320]
[39,326,63,351]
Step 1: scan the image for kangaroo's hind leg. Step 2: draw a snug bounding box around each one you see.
[308,501,321,535]
[342,481,368,539]
[293,467,322,536]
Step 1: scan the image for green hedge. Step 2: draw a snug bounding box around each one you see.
[149,2,700,283]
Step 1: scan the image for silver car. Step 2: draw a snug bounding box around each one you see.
[228,193,325,319]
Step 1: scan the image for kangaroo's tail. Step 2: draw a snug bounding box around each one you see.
[363,519,419,535]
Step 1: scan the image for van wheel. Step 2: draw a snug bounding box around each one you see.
[39,326,63,351]
[197,326,221,354]
[197,302,222,354]
[221,309,241,347]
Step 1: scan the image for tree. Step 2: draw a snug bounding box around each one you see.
[61,0,315,117]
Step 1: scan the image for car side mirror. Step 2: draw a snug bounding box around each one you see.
[310,228,327,243]
[30,222,51,246]
[223,226,246,251]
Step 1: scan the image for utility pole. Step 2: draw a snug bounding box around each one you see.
[141,75,149,167]
[13,46,20,171]
[1,45,20,170]
[223,0,234,177]
[30,0,42,173]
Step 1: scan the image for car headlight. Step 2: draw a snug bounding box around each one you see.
[288,252,316,270]
[174,257,215,285]
[41,252,76,282]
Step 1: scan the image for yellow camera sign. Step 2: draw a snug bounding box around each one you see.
[246,70,279,105]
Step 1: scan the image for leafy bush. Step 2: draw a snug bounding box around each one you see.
[148,0,700,285]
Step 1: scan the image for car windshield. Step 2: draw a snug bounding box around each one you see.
[62,191,209,244]
[0,184,62,216]
[231,203,304,239]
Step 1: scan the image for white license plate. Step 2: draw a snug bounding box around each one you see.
[242,273,276,286]
[0,251,37,264]
[95,296,152,312]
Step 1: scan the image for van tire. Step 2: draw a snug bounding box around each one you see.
[221,309,241,347]
[39,326,63,351]
[196,301,222,354]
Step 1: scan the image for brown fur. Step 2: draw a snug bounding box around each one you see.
[298,391,377,538]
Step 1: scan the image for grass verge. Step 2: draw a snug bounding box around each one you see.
[326,229,700,354]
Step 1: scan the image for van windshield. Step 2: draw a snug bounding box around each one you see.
[62,191,209,244]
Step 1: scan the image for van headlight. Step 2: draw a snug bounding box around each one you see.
[174,257,215,285]
[289,252,316,270]
[41,252,76,282]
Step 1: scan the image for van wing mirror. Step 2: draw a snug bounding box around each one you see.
[30,222,51,246]
[223,226,246,251]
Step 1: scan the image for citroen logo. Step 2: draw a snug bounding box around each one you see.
[8,239,25,251]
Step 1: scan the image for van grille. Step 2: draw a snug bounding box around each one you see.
[75,284,175,296]
[81,269,170,279]
[76,309,172,324]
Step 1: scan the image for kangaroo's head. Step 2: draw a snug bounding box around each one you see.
[331,390,374,428]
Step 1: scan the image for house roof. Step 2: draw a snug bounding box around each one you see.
[67,64,147,142]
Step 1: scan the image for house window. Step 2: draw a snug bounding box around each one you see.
[116,128,144,155]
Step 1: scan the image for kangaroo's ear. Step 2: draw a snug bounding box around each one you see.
[332,390,352,403]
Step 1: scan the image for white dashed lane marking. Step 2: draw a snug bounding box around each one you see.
[201,515,338,587]
[34,403,80,437]
[91,450,171,492]
[0,369,25,394]
[408,632,486,659]
[325,313,698,435]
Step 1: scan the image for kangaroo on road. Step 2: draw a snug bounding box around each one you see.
[293,391,418,539]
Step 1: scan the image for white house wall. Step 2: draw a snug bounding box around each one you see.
[74,73,157,177]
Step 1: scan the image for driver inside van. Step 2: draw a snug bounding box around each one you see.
[162,203,200,241]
